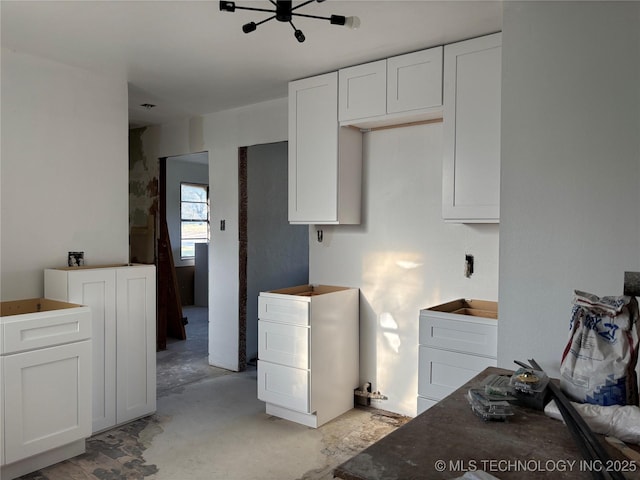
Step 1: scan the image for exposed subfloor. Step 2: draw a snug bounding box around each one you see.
[17,306,409,480]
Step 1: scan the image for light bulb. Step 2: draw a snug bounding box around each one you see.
[345,16,360,30]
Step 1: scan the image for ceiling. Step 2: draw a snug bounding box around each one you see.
[1,0,502,128]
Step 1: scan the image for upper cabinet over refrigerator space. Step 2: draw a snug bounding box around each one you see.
[288,72,362,225]
[442,32,502,223]
[338,47,443,129]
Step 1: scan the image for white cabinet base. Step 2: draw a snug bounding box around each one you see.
[417,396,438,415]
[265,403,319,429]
[0,439,84,480]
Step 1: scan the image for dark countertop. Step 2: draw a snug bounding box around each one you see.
[334,367,640,480]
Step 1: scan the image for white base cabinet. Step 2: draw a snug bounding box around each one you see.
[417,299,497,415]
[0,299,92,479]
[45,264,156,433]
[257,285,359,428]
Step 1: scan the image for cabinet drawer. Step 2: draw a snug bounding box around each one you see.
[258,320,309,369]
[2,306,91,355]
[418,346,496,400]
[419,315,496,357]
[257,361,309,413]
[258,296,309,326]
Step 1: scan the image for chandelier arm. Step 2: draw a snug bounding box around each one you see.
[268,0,278,7]
[232,5,279,14]
[254,14,277,26]
[290,0,319,13]
[291,12,335,21]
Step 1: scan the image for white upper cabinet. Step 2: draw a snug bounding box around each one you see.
[387,48,443,113]
[288,72,362,225]
[339,60,386,121]
[442,32,502,223]
[338,46,443,128]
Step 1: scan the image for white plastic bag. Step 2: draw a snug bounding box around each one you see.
[560,290,639,406]
[544,400,640,445]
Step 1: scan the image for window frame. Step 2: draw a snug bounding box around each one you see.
[180,182,210,259]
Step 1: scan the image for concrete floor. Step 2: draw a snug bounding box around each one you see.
[18,306,409,480]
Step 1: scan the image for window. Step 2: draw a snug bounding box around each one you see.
[181,183,209,258]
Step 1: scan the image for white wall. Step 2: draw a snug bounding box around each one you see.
[166,154,209,267]
[142,98,289,371]
[498,2,640,376]
[0,48,129,300]
[310,123,499,416]
[142,98,500,415]
[203,98,288,370]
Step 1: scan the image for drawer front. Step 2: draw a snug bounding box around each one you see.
[257,360,310,413]
[258,295,309,326]
[418,346,496,400]
[258,320,309,369]
[419,314,497,357]
[2,307,91,355]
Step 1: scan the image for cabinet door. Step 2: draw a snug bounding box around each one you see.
[67,269,117,433]
[443,33,501,222]
[387,47,443,114]
[288,72,339,223]
[3,341,91,464]
[116,266,156,424]
[338,60,386,122]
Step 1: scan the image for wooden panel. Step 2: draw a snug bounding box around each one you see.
[175,265,195,306]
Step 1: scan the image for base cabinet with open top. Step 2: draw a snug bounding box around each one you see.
[257,284,359,428]
[0,298,92,480]
[417,299,498,414]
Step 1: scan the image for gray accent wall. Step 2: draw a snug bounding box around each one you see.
[246,142,309,363]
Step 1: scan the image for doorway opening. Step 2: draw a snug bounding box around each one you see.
[156,152,212,394]
[238,142,309,369]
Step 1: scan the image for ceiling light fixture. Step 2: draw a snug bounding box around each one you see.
[219,0,360,43]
